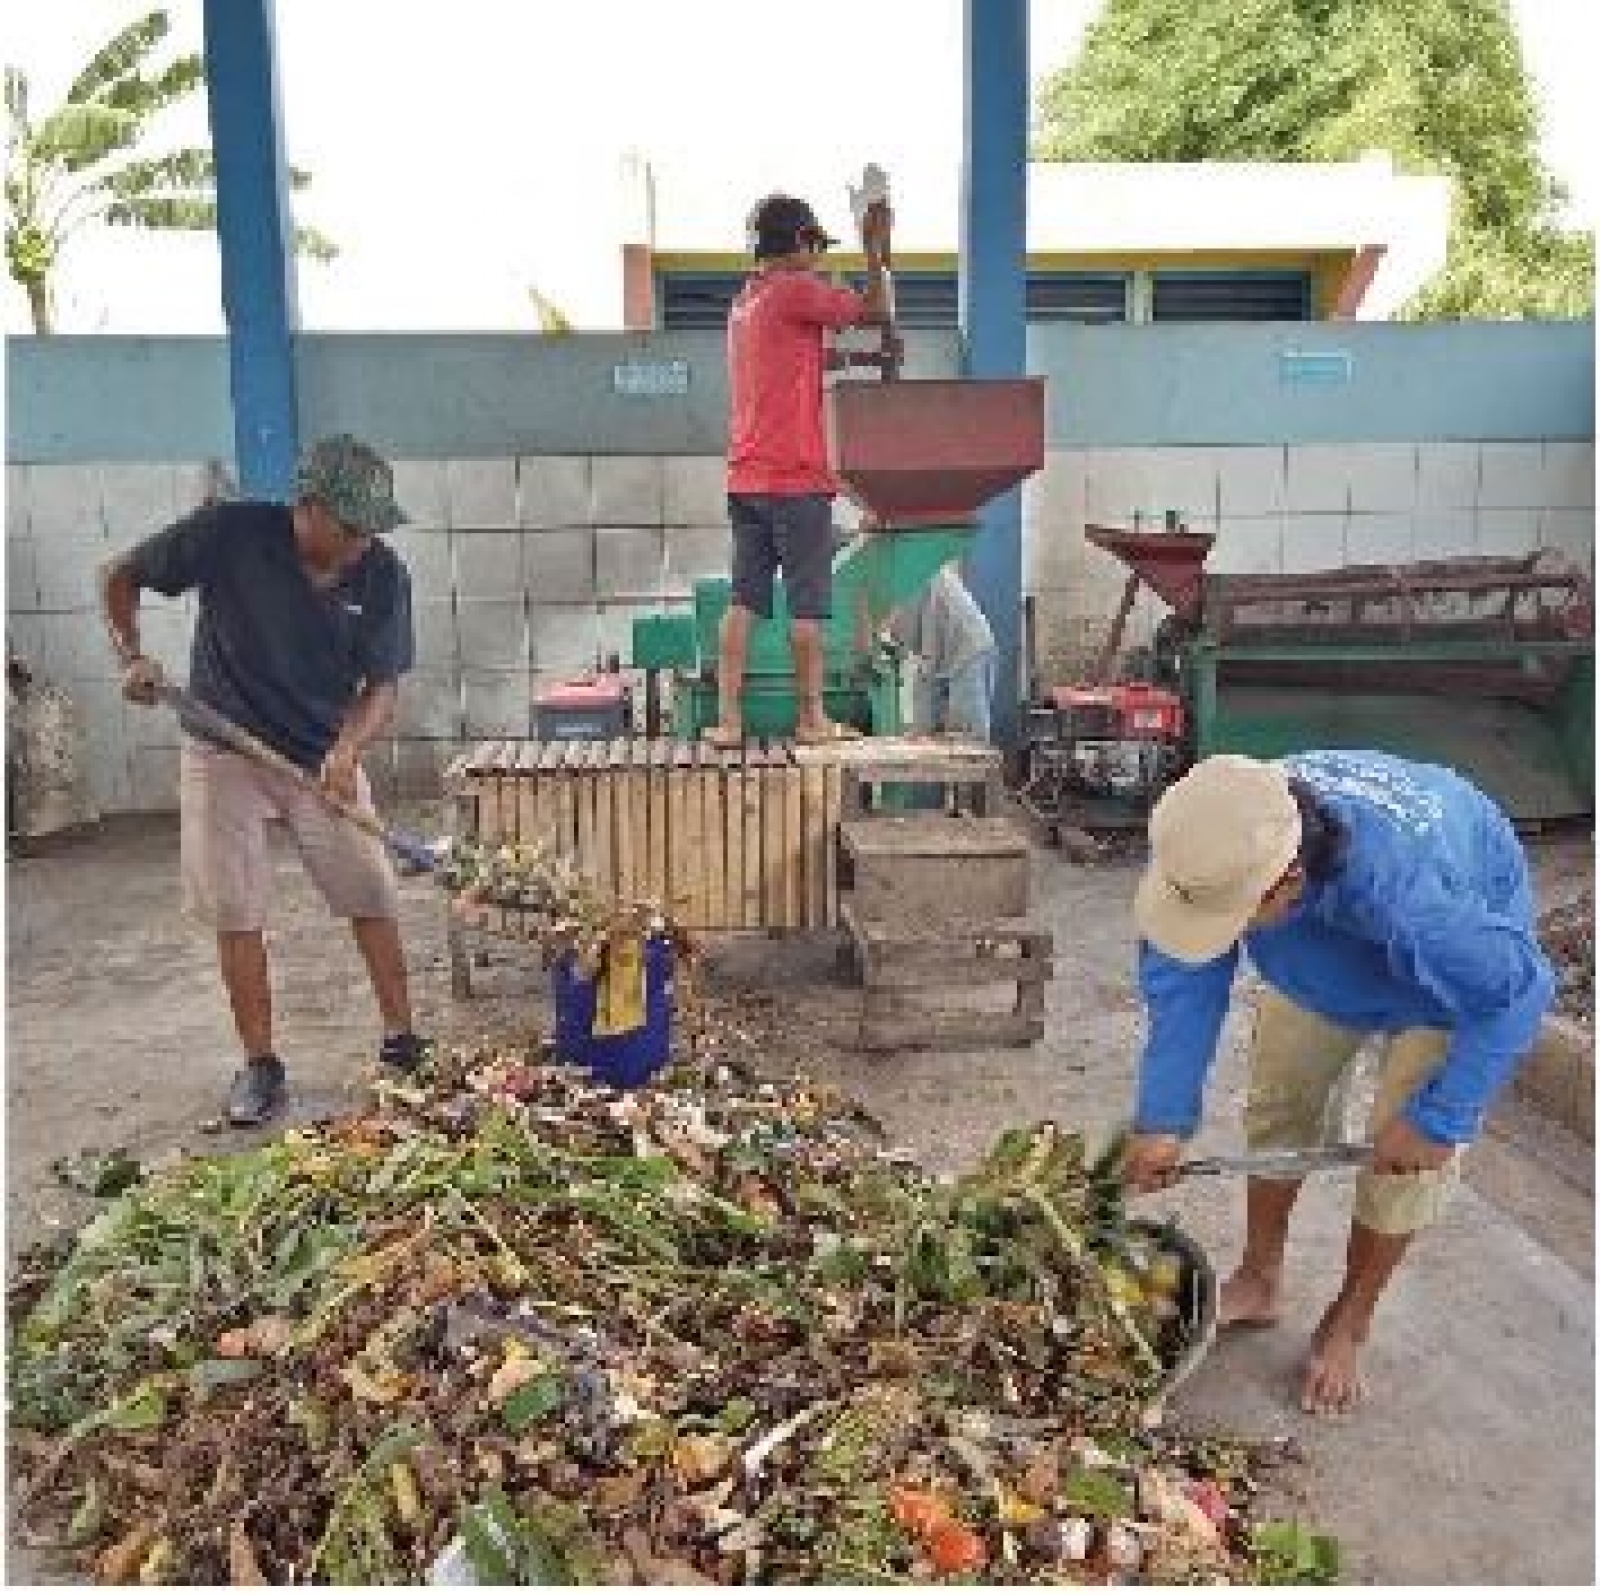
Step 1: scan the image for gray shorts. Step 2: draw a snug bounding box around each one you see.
[728,493,834,621]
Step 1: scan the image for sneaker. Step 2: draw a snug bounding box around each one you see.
[379,1031,432,1074]
[227,1055,287,1127]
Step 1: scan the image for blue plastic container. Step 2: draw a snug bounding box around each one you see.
[551,935,674,1089]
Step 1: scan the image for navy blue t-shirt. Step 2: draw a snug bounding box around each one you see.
[126,501,414,771]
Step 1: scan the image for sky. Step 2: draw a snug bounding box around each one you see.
[4,0,1593,335]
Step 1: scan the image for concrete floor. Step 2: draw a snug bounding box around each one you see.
[5,815,1595,1584]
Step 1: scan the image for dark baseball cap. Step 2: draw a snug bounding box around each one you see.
[749,193,839,259]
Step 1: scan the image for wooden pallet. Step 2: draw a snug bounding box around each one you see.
[444,735,1004,935]
[446,737,852,933]
[841,902,1052,1051]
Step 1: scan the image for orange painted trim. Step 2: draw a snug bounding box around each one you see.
[622,243,656,330]
[1331,245,1387,318]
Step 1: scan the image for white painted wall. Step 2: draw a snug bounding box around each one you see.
[1023,439,1595,683]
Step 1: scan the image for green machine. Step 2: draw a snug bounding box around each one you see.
[632,379,1046,739]
[1026,524,1595,827]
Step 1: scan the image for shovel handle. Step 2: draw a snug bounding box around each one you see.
[156,680,389,843]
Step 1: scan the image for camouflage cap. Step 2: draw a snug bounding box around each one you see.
[295,434,406,535]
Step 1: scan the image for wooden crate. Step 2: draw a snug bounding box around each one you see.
[841,904,1052,1051]
[444,737,844,932]
[838,814,1030,932]
[791,735,1002,818]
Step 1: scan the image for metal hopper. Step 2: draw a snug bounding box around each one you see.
[826,377,1046,528]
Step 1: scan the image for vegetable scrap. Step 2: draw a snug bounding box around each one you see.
[9,1034,1332,1584]
[439,837,680,977]
[1540,889,1594,1024]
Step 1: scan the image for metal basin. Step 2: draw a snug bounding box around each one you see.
[1128,1217,1218,1417]
[826,377,1045,527]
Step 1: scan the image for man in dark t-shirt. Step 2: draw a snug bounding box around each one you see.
[101,434,427,1126]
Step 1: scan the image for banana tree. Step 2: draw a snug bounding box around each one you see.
[5,9,335,333]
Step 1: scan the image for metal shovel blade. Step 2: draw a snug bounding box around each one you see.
[1174,1142,1374,1182]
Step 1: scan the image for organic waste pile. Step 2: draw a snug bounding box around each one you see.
[1539,889,1594,1024]
[9,1037,1335,1587]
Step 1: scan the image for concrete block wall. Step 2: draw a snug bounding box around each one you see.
[8,439,1592,811]
[5,454,733,810]
[7,324,1591,810]
[6,460,218,814]
[1023,439,1596,683]
[372,453,732,800]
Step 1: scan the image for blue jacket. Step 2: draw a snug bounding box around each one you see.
[1135,750,1554,1146]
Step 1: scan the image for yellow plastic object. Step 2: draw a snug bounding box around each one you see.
[592,934,647,1038]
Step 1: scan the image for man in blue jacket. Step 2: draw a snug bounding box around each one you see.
[1124,750,1553,1417]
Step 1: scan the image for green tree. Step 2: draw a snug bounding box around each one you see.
[1035,0,1593,319]
[5,9,335,333]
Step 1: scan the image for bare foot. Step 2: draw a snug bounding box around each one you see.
[1300,1305,1368,1417]
[702,723,744,751]
[793,719,862,746]
[1217,1266,1282,1328]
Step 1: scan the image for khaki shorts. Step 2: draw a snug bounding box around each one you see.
[180,740,400,933]
[1245,988,1460,1236]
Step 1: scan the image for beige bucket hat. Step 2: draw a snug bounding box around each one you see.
[1134,754,1303,964]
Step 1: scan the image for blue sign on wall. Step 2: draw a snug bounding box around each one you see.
[612,359,691,398]
[1279,348,1354,385]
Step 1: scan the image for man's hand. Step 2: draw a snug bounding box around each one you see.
[1370,1116,1453,1175]
[319,740,362,805]
[1122,1132,1183,1193]
[860,199,892,261]
[120,654,165,707]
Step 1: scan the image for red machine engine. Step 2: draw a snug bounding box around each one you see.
[532,669,631,740]
[1021,681,1187,827]
[1048,681,1186,801]
[1049,681,1184,739]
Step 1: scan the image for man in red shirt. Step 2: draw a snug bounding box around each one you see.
[705,193,891,748]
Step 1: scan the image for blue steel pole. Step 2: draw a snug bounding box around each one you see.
[958,0,1029,748]
[202,0,299,499]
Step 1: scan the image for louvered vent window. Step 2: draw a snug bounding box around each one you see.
[1151,271,1311,321]
[1025,272,1128,322]
[658,273,748,330]
[657,270,1130,328]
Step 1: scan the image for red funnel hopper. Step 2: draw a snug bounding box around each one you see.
[1086,524,1216,620]
[826,378,1045,527]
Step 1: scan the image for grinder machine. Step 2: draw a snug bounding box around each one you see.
[1021,522,1595,831]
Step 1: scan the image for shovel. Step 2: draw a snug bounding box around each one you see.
[1172,1142,1374,1183]
[156,679,442,873]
